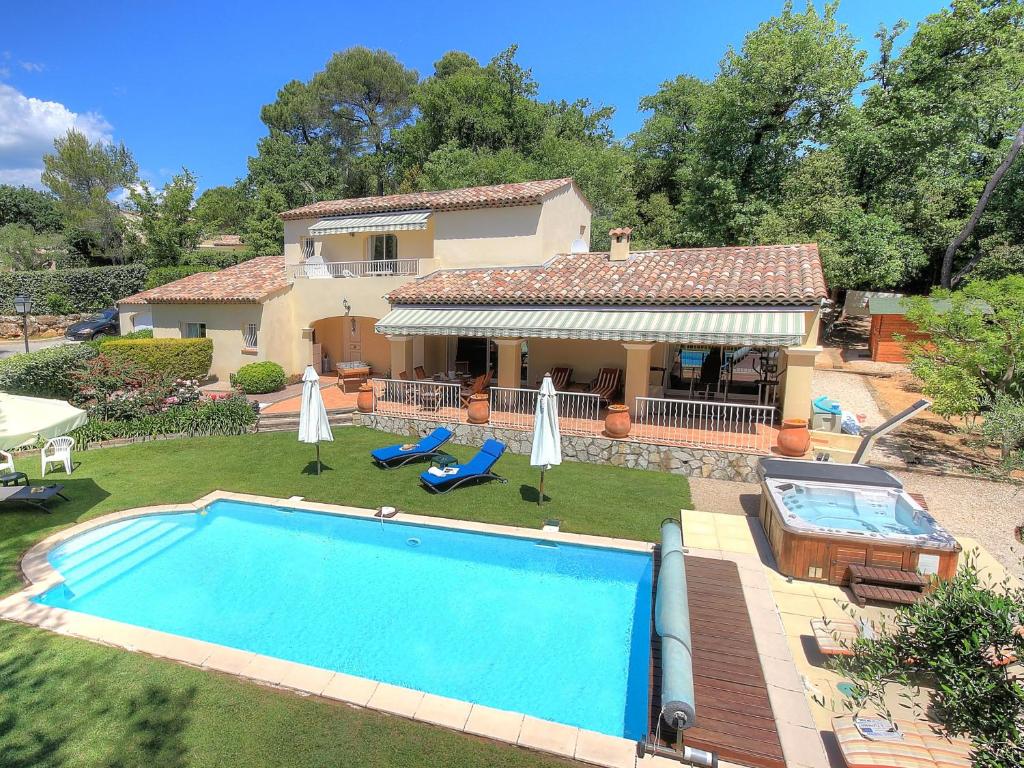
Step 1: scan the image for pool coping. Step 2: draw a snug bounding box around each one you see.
[3,490,655,768]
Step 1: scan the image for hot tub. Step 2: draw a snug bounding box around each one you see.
[758,460,960,585]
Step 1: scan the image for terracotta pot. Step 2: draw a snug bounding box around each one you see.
[604,404,631,439]
[467,393,490,424]
[356,383,374,413]
[777,418,811,457]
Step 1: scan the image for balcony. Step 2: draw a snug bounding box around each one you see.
[290,259,420,280]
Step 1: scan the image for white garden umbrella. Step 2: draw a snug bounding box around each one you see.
[529,373,562,506]
[298,364,333,475]
[0,392,87,451]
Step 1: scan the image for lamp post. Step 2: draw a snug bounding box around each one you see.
[13,294,32,354]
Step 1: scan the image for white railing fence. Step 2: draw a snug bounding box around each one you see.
[370,378,462,420]
[631,397,777,454]
[489,387,601,437]
[291,259,419,280]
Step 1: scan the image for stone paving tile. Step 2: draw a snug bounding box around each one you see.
[777,722,830,768]
[517,715,579,757]
[278,663,335,695]
[573,730,636,768]
[464,704,524,744]
[203,647,257,676]
[320,672,378,706]
[367,682,423,718]
[413,693,472,730]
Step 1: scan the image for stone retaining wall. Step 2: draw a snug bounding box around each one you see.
[0,313,92,340]
[355,412,763,482]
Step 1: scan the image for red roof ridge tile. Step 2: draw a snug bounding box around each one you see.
[119,255,288,305]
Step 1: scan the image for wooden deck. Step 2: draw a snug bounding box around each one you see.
[648,554,785,768]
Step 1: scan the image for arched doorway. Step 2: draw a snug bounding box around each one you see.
[310,315,392,376]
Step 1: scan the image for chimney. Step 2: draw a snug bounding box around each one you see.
[609,227,632,261]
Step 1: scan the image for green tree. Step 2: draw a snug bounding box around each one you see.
[246,130,344,210]
[129,170,202,267]
[41,129,138,263]
[905,277,1024,420]
[312,47,418,195]
[242,186,286,257]
[0,185,62,232]
[0,223,64,270]
[193,184,250,236]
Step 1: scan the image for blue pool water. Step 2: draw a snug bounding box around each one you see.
[34,501,652,738]
[780,484,931,537]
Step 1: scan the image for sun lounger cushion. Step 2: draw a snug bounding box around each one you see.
[371,428,452,464]
[419,439,505,488]
[810,618,860,656]
[833,716,973,768]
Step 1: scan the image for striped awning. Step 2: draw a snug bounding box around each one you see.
[309,210,430,236]
[375,307,806,346]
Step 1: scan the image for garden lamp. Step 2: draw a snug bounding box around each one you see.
[13,294,32,354]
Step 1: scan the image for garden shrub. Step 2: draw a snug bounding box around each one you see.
[833,553,1024,768]
[101,337,213,380]
[144,265,218,290]
[0,343,96,398]
[0,264,146,314]
[231,361,287,394]
[183,248,248,269]
[43,292,77,315]
[70,393,258,448]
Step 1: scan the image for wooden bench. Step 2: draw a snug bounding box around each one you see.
[848,564,927,607]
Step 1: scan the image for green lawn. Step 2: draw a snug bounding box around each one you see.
[0,427,691,768]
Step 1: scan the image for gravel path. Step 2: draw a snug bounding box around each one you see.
[811,369,885,428]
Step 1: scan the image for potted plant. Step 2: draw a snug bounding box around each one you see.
[356,383,374,413]
[604,403,631,438]
[777,418,811,456]
[467,392,489,424]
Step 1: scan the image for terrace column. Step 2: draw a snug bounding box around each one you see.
[780,346,821,421]
[494,338,524,389]
[622,342,654,416]
[387,335,414,379]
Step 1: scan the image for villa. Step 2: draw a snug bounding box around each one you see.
[119,178,827,455]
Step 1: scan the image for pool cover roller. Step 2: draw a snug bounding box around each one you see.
[657,517,697,730]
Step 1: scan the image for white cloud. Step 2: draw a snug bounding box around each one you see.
[0,83,113,189]
[20,61,45,73]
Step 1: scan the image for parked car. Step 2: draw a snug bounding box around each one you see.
[65,308,120,341]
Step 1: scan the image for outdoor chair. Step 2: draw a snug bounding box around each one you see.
[0,450,13,475]
[0,483,68,513]
[41,436,74,477]
[460,370,493,407]
[419,439,508,494]
[414,366,428,380]
[371,427,453,469]
[542,367,572,391]
[454,361,470,375]
[833,715,973,768]
[588,368,622,405]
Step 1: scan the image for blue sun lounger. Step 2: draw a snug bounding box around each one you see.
[371,427,453,469]
[419,439,508,494]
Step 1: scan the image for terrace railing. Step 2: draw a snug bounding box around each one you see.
[631,396,777,454]
[291,259,420,280]
[370,378,462,421]
[489,386,602,437]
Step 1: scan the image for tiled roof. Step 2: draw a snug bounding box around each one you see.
[388,244,827,307]
[280,178,576,220]
[207,234,243,246]
[119,255,288,305]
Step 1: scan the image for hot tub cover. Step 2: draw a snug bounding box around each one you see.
[757,459,903,489]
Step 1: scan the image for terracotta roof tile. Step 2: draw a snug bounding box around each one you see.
[119,255,288,305]
[280,178,575,220]
[388,244,827,308]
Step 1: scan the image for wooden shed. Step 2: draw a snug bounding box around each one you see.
[867,296,930,363]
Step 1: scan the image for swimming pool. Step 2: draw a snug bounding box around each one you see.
[33,500,652,739]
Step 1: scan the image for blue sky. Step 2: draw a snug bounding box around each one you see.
[1,0,947,195]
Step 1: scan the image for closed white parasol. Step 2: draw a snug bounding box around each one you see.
[529,373,562,505]
[298,364,333,474]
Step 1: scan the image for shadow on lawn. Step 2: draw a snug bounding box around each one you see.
[300,460,334,476]
[517,484,551,505]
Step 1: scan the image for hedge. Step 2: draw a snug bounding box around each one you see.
[0,264,146,314]
[0,343,96,398]
[231,361,287,394]
[101,338,214,381]
[183,248,249,269]
[71,394,258,448]
[145,265,218,290]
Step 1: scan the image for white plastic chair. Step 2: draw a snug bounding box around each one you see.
[41,436,74,476]
[0,450,13,475]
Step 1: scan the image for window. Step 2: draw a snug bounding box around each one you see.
[243,323,258,349]
[370,234,398,262]
[301,237,315,260]
[184,322,206,339]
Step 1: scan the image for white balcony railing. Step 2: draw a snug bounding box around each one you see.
[291,259,420,280]
[632,397,777,454]
[489,387,602,437]
[370,378,462,420]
